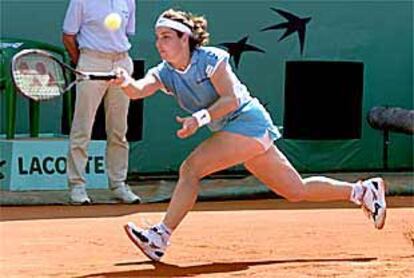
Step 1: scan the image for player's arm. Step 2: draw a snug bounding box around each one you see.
[114,69,162,100]
[62,34,79,65]
[207,61,240,120]
[175,60,239,139]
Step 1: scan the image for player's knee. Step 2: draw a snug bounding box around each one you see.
[283,188,306,202]
[179,160,202,181]
[284,194,304,202]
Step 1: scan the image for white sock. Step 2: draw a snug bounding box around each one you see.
[350,182,365,205]
[155,222,172,237]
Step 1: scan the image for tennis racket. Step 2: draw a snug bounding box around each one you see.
[11,49,116,101]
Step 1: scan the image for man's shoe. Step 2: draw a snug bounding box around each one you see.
[361,177,387,229]
[70,185,91,205]
[124,222,169,261]
[112,184,141,204]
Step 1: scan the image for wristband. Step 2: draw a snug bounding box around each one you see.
[192,109,211,127]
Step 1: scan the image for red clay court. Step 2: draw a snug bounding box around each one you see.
[1,197,413,277]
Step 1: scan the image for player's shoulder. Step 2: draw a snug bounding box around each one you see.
[148,61,172,79]
[198,46,229,61]
[158,60,173,72]
[149,61,165,72]
[196,47,230,77]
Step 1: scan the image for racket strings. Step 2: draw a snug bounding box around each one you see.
[13,54,66,100]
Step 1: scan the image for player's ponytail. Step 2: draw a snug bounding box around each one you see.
[189,15,209,50]
[160,9,210,52]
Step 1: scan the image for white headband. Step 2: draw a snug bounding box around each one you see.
[155,17,192,36]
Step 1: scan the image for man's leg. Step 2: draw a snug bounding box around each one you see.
[105,56,140,203]
[67,53,108,204]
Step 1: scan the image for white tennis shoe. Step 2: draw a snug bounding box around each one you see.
[69,185,91,205]
[112,184,141,204]
[361,177,387,229]
[124,222,169,261]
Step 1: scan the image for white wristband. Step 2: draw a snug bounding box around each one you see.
[120,76,134,88]
[192,109,211,127]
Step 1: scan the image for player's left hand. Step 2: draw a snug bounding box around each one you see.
[176,116,199,139]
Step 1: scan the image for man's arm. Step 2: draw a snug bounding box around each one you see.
[62,34,79,65]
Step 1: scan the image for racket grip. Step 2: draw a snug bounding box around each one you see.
[89,74,116,80]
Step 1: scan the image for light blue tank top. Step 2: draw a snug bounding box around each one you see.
[148,47,281,140]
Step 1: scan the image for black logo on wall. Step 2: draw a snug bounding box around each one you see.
[261,8,312,55]
[217,8,312,70]
[218,36,265,69]
[0,160,6,180]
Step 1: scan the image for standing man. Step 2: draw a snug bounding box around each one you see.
[62,0,141,204]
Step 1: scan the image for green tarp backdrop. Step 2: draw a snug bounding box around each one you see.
[1,0,413,173]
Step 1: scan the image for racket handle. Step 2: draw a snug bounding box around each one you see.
[83,71,116,80]
[89,74,116,80]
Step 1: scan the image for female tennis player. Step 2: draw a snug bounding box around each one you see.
[112,9,387,261]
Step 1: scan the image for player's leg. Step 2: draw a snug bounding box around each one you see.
[163,131,266,230]
[105,56,140,203]
[244,145,351,201]
[124,131,266,261]
[244,145,386,229]
[67,54,108,204]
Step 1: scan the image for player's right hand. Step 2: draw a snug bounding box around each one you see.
[110,67,131,86]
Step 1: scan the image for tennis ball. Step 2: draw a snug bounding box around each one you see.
[104,13,122,31]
